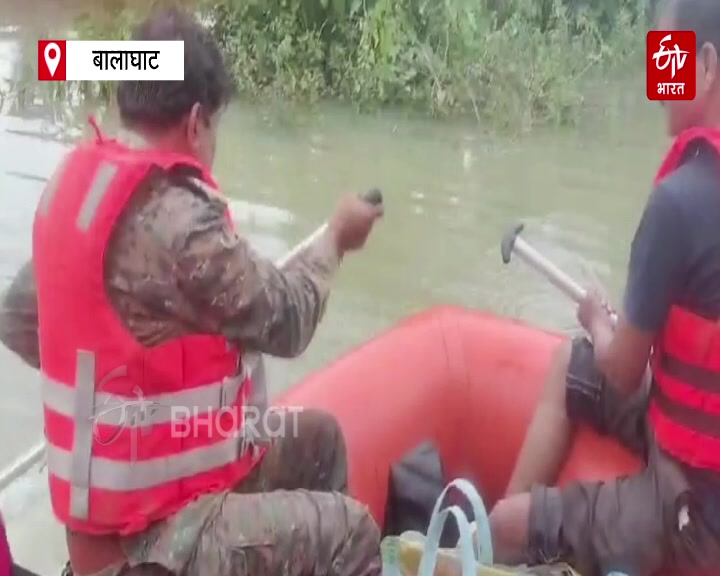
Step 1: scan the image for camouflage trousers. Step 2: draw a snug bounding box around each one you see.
[82,409,381,576]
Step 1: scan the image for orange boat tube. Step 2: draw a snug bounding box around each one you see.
[277,305,642,530]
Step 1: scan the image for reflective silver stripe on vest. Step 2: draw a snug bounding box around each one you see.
[76,161,118,231]
[42,367,248,426]
[41,158,119,517]
[69,350,97,519]
[47,433,241,491]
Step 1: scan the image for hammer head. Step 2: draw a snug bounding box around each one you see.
[500,223,525,264]
[361,188,383,206]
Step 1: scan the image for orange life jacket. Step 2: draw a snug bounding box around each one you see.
[649,127,720,471]
[33,130,263,537]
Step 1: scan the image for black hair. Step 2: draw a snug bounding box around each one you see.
[663,0,720,52]
[116,7,234,130]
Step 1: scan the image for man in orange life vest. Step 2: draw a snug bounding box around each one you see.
[0,8,385,576]
[487,1,720,575]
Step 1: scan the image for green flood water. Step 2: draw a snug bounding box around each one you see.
[0,3,667,468]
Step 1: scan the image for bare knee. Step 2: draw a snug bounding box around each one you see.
[273,408,348,492]
[489,494,532,565]
[294,409,346,452]
[295,408,341,434]
[302,409,348,490]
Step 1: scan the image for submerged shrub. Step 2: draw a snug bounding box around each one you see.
[33,0,651,130]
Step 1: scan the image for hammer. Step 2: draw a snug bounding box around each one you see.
[501,223,617,324]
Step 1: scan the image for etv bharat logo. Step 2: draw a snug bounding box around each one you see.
[647,30,695,101]
[91,367,302,456]
[652,33,689,79]
[91,366,164,448]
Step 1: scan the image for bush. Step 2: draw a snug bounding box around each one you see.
[53,0,652,130]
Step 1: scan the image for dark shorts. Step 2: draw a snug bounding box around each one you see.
[527,337,720,576]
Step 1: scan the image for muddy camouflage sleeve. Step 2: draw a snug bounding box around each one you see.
[0,260,40,369]
[0,174,339,367]
[154,177,341,357]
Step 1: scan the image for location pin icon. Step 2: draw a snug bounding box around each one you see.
[44,43,61,78]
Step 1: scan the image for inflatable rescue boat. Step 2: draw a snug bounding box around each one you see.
[0,306,649,576]
[278,305,642,524]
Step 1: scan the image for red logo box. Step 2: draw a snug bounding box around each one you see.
[38,40,66,81]
[647,31,695,101]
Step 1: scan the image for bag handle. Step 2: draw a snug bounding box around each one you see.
[417,505,477,576]
[380,536,402,576]
[429,478,493,565]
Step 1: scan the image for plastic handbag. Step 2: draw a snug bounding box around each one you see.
[380,478,631,576]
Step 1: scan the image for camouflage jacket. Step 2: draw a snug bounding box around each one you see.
[0,132,341,370]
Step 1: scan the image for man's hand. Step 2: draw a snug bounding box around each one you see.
[577,288,613,335]
[328,193,384,255]
[576,286,655,396]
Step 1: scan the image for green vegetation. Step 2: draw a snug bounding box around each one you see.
[56,0,655,130]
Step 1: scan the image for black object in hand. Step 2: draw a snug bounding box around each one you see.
[360,188,383,206]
